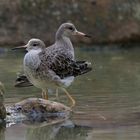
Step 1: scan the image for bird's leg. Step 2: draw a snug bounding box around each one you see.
[41,90,48,100]
[44,90,48,100]
[41,90,45,99]
[61,88,76,108]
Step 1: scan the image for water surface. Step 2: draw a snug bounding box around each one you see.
[0,45,140,140]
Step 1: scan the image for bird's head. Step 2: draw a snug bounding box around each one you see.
[55,22,91,39]
[12,38,46,51]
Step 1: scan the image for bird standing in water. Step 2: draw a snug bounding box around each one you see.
[14,23,92,107]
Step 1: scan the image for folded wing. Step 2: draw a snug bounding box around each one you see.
[37,49,92,79]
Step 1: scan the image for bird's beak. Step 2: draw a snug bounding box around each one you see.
[12,45,27,50]
[74,31,91,38]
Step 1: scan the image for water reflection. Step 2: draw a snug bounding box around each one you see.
[0,46,140,139]
[0,122,6,140]
[26,120,91,140]
[87,126,140,140]
[5,120,91,140]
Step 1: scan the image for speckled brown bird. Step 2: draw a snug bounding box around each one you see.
[14,23,92,107]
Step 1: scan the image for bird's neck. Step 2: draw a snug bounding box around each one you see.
[27,48,42,53]
[55,36,74,52]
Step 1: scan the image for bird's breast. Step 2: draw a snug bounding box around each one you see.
[24,49,41,70]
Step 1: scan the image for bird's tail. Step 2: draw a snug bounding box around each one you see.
[14,74,33,87]
[74,60,92,77]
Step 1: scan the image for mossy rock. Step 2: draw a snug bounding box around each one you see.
[0,82,6,120]
[0,105,6,120]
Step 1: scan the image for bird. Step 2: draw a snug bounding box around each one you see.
[13,23,92,107]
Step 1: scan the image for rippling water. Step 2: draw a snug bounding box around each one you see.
[0,45,140,140]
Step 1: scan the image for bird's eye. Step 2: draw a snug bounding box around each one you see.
[68,27,74,31]
[33,43,37,46]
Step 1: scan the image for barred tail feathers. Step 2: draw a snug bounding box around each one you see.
[73,61,92,77]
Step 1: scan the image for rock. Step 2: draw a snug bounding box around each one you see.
[0,82,6,120]
[0,0,140,45]
[6,98,71,125]
[15,98,71,114]
[0,105,6,120]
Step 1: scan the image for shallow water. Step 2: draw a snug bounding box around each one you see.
[0,45,140,139]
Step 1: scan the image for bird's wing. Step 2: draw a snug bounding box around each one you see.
[37,49,74,79]
[37,49,92,79]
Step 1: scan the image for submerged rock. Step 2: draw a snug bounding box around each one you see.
[6,98,71,125]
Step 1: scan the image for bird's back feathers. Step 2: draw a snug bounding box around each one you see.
[15,60,92,88]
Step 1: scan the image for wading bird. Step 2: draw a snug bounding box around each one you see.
[13,23,92,107]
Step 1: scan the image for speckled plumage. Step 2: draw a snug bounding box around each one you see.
[24,45,74,89]
[22,23,92,107]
